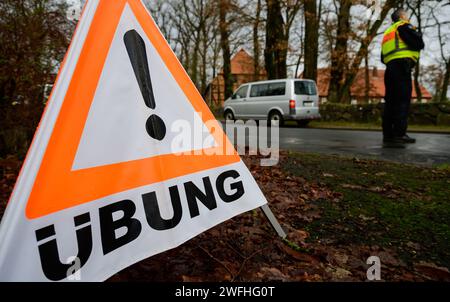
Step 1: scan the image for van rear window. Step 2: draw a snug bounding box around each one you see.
[295,81,317,95]
[250,82,286,97]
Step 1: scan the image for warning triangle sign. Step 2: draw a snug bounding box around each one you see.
[27,0,242,219]
[0,0,267,281]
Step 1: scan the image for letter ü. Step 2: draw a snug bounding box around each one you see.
[35,213,92,281]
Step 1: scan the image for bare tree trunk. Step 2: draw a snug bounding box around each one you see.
[219,0,234,100]
[430,3,449,102]
[339,0,405,103]
[303,0,319,81]
[364,53,370,103]
[190,33,201,88]
[441,61,450,102]
[294,19,304,78]
[211,32,220,80]
[407,0,423,103]
[279,39,289,79]
[265,0,287,79]
[200,20,208,95]
[328,0,351,103]
[253,0,262,81]
[182,44,191,74]
[413,21,423,103]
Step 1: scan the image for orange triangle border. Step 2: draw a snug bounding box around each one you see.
[25,0,239,219]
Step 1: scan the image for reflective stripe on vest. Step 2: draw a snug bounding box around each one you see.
[382,21,420,64]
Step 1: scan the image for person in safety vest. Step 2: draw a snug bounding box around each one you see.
[381,8,424,146]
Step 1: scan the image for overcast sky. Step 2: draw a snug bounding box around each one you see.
[366,1,450,69]
[67,0,450,92]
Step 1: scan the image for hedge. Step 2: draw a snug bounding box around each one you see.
[319,102,450,126]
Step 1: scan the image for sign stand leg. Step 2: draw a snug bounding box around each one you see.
[259,204,287,239]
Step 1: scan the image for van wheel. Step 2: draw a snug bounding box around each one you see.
[224,110,235,121]
[268,111,284,127]
[297,120,310,127]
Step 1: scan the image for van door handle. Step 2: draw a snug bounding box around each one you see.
[242,99,247,101]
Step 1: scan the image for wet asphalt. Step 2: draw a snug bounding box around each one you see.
[223,123,450,166]
[277,127,450,166]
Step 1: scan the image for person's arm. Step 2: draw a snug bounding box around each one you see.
[397,24,425,51]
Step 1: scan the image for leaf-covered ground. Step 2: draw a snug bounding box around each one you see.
[1,152,449,281]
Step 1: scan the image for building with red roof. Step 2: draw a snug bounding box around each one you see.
[315,67,432,104]
[205,49,433,106]
[205,49,266,106]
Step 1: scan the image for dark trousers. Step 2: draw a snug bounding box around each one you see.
[383,59,413,138]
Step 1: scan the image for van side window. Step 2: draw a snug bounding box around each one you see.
[295,81,317,95]
[267,82,286,96]
[250,82,285,97]
[232,85,248,99]
[250,84,268,97]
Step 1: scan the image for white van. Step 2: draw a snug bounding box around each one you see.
[223,78,320,126]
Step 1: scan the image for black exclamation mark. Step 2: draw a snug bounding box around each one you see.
[124,29,166,141]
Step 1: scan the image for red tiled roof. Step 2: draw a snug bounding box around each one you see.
[315,68,432,99]
[220,49,266,75]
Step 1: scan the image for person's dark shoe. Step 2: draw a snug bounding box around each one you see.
[399,134,416,144]
[383,135,416,144]
[382,137,406,148]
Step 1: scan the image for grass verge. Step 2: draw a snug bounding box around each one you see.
[282,152,450,270]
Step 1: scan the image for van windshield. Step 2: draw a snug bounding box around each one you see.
[295,81,317,96]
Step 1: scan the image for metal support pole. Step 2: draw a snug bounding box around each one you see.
[260,204,287,239]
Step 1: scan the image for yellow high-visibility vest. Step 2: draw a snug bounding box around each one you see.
[381,20,420,64]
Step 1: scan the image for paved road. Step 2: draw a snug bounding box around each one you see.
[224,123,450,166]
[277,127,450,166]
